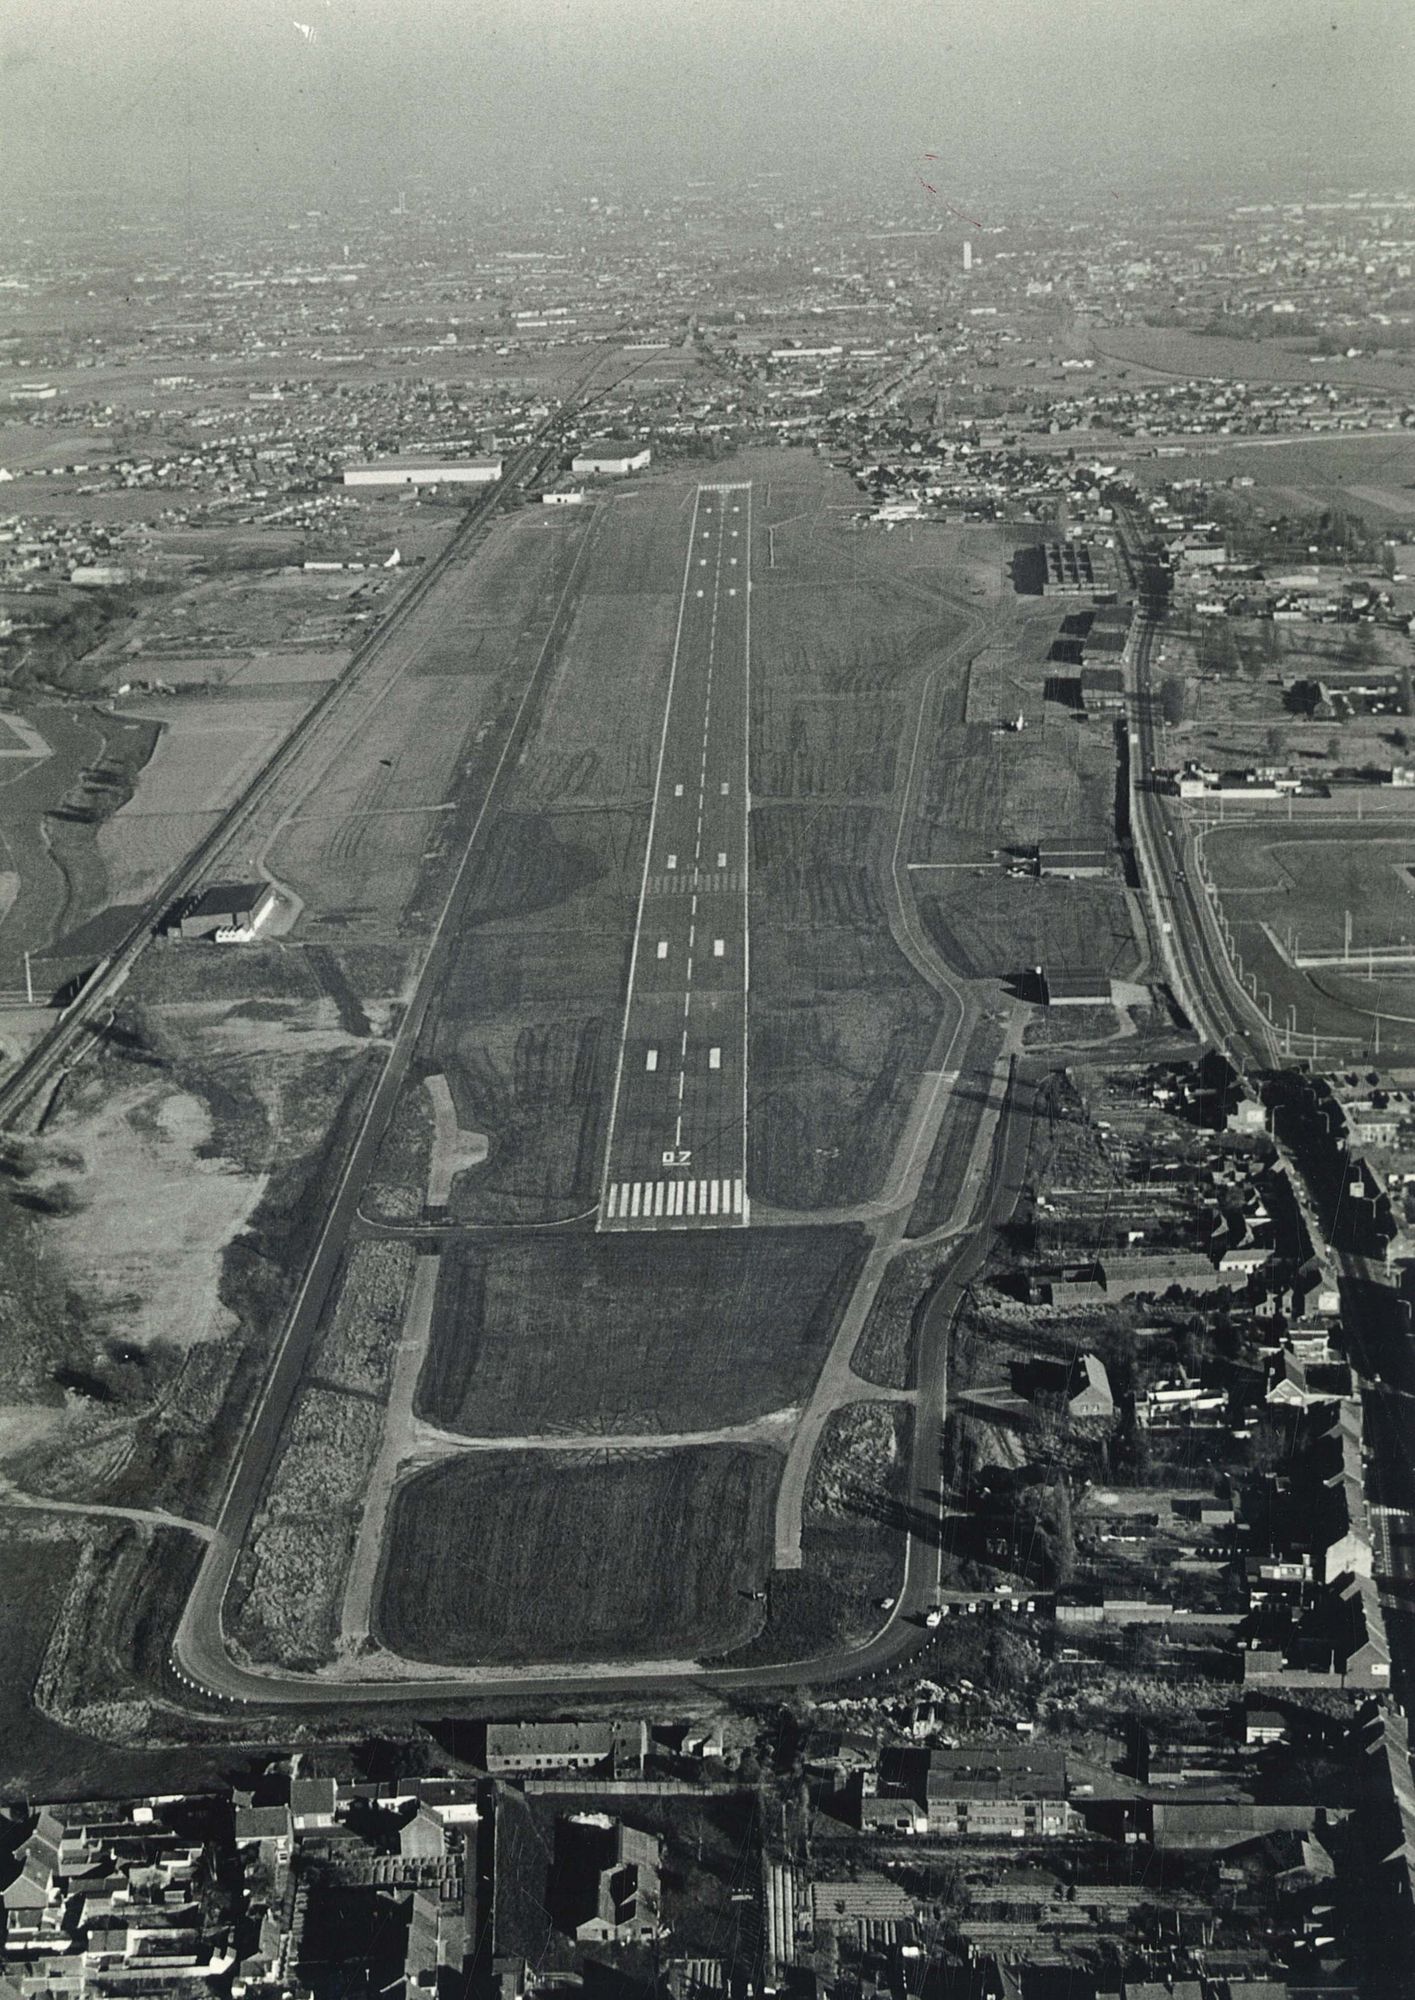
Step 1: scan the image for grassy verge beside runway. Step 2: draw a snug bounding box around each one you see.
[376,1445,777,1665]
[749,804,938,1209]
[416,1225,868,1438]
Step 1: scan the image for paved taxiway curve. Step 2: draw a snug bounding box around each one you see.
[599,482,751,1230]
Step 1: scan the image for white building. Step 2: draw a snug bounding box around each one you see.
[342,456,502,488]
[571,442,651,476]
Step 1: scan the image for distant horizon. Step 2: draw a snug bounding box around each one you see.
[2,0,1411,224]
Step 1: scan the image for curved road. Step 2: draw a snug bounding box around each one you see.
[169,496,1036,1715]
[173,1049,1035,1711]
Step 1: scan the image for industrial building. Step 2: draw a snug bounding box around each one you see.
[855,1745,1076,1839]
[1079,665,1127,713]
[571,441,651,476]
[483,1719,647,1775]
[177,881,277,942]
[1041,541,1117,597]
[342,455,503,487]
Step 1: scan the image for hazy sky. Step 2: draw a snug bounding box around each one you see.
[2,0,1411,217]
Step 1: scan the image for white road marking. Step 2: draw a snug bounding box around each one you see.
[600,482,753,1232]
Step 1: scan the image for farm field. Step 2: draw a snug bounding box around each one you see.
[1200,811,1415,1057]
[1135,432,1415,527]
[377,1445,777,1665]
[96,692,311,907]
[1089,324,1415,395]
[417,1226,867,1438]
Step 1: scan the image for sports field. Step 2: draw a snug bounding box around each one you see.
[1202,812,1415,1056]
[417,1226,867,1437]
[377,1446,776,1665]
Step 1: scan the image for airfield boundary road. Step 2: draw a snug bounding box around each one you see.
[167,454,1040,1711]
[600,482,752,1230]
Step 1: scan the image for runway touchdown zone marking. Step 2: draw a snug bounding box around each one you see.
[598,481,752,1233]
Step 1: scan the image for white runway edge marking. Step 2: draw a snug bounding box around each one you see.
[598,480,753,1231]
[605,1179,744,1221]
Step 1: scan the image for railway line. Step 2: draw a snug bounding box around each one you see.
[0,346,636,1131]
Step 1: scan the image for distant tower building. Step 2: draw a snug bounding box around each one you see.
[963,240,973,272]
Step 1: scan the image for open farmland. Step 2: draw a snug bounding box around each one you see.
[1133,432,1415,528]
[96,692,311,907]
[239,506,598,939]
[377,1445,776,1666]
[418,1226,866,1437]
[1201,811,1415,1056]
[1089,324,1415,394]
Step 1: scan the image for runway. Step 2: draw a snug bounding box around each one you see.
[599,482,751,1230]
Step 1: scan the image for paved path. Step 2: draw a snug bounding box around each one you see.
[339,1251,440,1653]
[0,1483,214,1541]
[771,623,1022,1570]
[407,1404,807,1458]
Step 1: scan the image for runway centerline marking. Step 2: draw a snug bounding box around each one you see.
[598,480,752,1231]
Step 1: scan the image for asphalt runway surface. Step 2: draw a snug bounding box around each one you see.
[600,481,752,1230]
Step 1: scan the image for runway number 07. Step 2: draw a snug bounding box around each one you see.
[662,1149,692,1167]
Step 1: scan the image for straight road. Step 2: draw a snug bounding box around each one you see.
[600,482,751,1230]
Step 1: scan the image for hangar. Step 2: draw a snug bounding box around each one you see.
[342,456,503,488]
[572,441,652,476]
[177,881,277,942]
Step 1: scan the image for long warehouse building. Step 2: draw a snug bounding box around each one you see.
[342,456,503,487]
